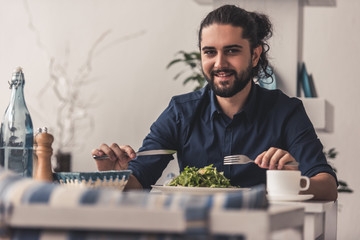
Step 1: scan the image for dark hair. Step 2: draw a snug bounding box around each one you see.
[198,5,273,80]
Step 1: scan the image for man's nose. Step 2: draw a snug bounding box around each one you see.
[214,53,228,68]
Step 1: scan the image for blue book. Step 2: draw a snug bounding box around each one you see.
[300,63,312,97]
[308,74,318,98]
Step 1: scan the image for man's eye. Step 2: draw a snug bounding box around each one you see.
[204,50,216,55]
[226,49,240,54]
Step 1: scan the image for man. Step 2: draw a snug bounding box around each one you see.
[92,5,338,200]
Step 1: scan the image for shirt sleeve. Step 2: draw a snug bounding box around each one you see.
[128,98,181,188]
[285,99,338,184]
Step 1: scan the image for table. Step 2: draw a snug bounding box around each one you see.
[210,205,305,240]
[270,200,337,240]
[5,204,305,239]
[0,168,306,239]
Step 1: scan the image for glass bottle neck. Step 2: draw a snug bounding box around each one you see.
[8,70,27,108]
[9,84,26,107]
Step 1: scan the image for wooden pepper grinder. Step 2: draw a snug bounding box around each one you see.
[34,127,54,182]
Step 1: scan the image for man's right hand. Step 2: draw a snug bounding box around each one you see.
[91,143,136,171]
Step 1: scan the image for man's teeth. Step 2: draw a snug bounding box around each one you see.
[216,72,232,77]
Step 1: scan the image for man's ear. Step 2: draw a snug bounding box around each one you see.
[252,45,262,67]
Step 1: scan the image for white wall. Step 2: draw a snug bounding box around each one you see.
[0,0,359,238]
[0,0,211,170]
[303,1,360,238]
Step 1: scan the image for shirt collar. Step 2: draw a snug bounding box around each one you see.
[209,81,258,122]
[240,81,258,122]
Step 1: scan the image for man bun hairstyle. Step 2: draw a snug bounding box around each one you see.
[199,5,273,80]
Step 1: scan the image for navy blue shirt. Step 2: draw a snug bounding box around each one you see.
[128,82,337,189]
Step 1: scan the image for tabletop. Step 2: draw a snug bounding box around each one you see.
[7,204,305,240]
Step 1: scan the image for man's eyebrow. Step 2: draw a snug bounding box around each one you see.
[201,46,215,51]
[224,44,243,49]
[201,45,243,51]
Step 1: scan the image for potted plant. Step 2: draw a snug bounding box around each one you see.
[166,51,205,91]
[324,148,353,193]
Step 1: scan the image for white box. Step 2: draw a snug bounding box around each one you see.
[300,98,333,132]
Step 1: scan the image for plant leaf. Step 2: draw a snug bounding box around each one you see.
[338,188,353,193]
[338,180,348,187]
[194,85,203,91]
[189,62,197,68]
[166,59,184,69]
[183,75,197,85]
[173,70,186,80]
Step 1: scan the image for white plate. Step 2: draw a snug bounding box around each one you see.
[151,185,250,195]
[267,194,314,202]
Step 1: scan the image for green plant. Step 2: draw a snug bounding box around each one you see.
[324,148,353,193]
[166,51,206,91]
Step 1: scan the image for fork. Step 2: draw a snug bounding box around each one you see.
[93,149,176,160]
[223,154,299,166]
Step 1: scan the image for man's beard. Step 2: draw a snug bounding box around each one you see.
[203,63,253,98]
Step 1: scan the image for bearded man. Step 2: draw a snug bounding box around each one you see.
[93,5,338,201]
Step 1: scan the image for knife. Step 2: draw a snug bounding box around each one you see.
[93,149,177,160]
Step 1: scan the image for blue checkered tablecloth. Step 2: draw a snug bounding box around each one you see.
[0,168,268,239]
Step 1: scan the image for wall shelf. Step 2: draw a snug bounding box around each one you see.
[194,0,336,6]
[300,98,333,132]
[305,0,336,6]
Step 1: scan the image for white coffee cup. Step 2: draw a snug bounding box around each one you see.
[266,170,310,196]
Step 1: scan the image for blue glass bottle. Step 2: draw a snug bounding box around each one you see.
[0,67,34,177]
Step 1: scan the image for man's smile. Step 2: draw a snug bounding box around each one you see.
[212,69,236,80]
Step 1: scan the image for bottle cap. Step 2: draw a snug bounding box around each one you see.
[9,66,25,89]
[13,66,23,73]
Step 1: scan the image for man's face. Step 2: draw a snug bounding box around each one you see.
[200,24,256,98]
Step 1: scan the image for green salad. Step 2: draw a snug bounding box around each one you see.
[168,164,232,188]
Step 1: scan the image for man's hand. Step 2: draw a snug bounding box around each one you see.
[254,147,298,170]
[91,143,136,171]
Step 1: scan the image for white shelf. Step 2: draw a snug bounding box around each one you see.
[194,0,336,6]
[193,0,212,5]
[306,0,336,6]
[300,98,333,132]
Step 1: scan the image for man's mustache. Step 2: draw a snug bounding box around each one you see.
[211,69,236,76]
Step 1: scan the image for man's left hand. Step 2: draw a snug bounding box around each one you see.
[254,147,298,170]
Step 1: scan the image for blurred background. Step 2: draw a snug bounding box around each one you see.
[0,0,359,238]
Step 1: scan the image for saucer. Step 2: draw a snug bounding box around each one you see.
[267,194,314,202]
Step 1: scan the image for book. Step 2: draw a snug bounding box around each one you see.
[298,63,316,98]
[308,74,318,98]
